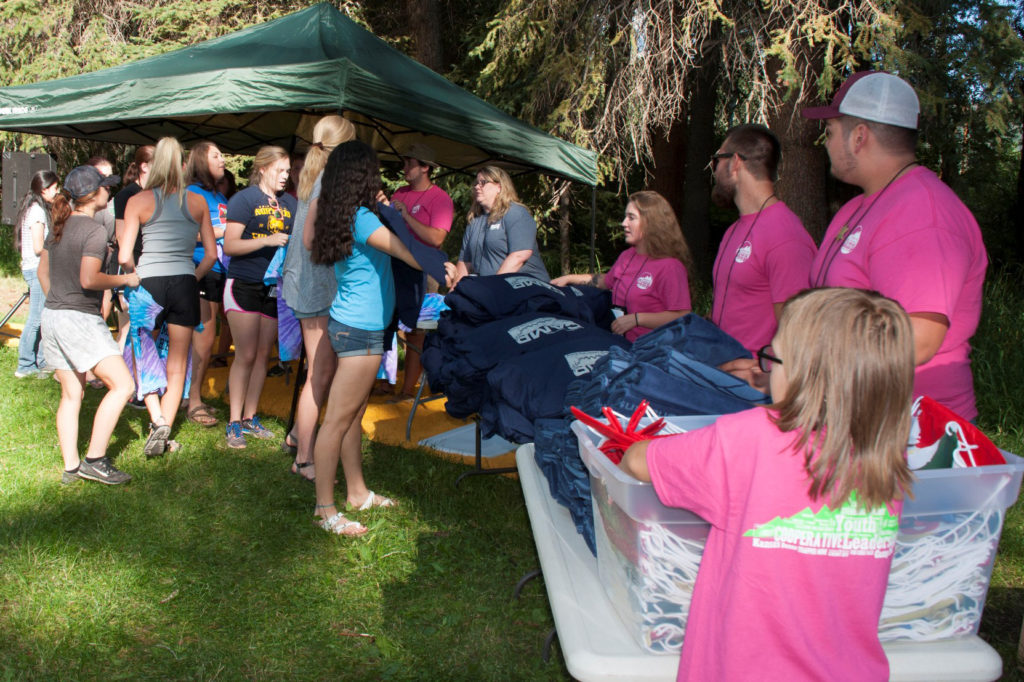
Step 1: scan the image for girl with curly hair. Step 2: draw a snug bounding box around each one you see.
[307,140,453,536]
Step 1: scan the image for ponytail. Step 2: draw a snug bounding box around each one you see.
[49,193,74,244]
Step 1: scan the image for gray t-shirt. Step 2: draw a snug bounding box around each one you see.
[281,173,336,314]
[458,202,549,281]
[43,215,108,315]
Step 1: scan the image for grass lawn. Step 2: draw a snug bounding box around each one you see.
[0,348,567,680]
[1,267,1023,680]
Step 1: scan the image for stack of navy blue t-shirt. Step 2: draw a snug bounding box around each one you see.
[422,275,625,439]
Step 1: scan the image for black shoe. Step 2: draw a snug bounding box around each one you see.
[61,468,83,485]
[127,397,147,410]
[78,457,131,485]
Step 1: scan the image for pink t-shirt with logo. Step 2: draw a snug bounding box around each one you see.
[647,408,899,682]
[711,201,815,354]
[810,166,987,420]
[392,184,454,246]
[604,247,691,343]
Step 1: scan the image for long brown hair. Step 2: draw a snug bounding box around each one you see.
[771,287,915,510]
[185,140,221,191]
[628,190,692,269]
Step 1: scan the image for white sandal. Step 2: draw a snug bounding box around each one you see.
[314,511,367,537]
[353,490,396,511]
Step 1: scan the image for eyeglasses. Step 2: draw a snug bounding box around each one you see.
[707,151,746,172]
[473,179,497,187]
[756,345,782,373]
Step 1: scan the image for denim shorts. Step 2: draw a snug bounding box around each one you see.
[328,318,385,358]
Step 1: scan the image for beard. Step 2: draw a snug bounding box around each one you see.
[711,180,736,209]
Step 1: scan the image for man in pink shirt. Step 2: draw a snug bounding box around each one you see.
[803,71,987,420]
[386,143,454,399]
[709,124,815,355]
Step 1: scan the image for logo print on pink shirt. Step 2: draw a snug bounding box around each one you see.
[734,241,752,263]
[636,273,653,290]
[840,226,862,254]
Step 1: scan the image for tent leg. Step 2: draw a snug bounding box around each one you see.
[590,185,597,271]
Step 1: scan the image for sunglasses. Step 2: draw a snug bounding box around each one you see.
[267,194,284,222]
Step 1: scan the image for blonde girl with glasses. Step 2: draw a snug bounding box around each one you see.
[621,287,915,681]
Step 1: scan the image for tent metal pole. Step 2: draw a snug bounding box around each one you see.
[590,185,597,271]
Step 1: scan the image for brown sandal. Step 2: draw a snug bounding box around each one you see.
[187,405,218,427]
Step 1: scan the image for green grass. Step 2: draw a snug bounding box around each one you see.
[3,267,1024,679]
[0,361,566,680]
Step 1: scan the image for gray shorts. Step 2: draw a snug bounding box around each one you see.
[41,307,121,373]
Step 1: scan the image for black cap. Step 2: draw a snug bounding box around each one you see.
[64,165,120,200]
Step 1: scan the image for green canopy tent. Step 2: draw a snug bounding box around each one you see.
[0,2,598,186]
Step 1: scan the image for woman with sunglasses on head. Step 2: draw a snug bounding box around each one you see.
[38,166,138,485]
[308,140,454,536]
[14,169,60,379]
[222,146,296,449]
[182,141,229,428]
[119,137,218,456]
[454,166,549,285]
[552,190,692,342]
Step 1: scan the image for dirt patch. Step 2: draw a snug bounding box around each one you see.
[0,275,29,325]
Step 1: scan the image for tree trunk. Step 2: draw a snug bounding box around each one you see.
[1016,82,1024,264]
[768,98,829,243]
[649,60,719,279]
[679,63,720,278]
[558,185,572,275]
[404,0,443,72]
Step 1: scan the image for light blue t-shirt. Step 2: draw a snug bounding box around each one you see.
[187,183,227,274]
[330,207,394,331]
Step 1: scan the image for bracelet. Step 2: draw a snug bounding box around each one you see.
[634,312,640,327]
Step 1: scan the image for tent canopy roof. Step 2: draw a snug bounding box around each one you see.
[0,3,597,185]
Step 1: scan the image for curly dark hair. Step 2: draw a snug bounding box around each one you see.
[311,140,381,265]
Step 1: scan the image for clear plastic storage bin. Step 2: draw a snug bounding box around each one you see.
[573,415,1024,654]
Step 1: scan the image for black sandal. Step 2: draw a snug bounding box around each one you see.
[290,459,314,483]
[281,433,298,456]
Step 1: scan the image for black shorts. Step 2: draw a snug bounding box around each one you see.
[224,278,278,318]
[197,269,226,303]
[140,274,201,327]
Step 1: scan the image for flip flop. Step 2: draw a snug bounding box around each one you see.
[187,405,218,427]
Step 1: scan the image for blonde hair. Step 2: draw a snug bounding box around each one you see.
[772,287,915,510]
[249,146,289,185]
[628,190,692,268]
[298,115,356,202]
[147,137,185,196]
[468,165,520,223]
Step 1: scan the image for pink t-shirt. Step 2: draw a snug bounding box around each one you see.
[711,201,815,353]
[604,247,691,343]
[392,184,454,246]
[810,166,987,420]
[647,408,900,682]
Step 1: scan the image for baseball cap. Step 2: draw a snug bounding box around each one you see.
[404,142,439,168]
[802,71,919,130]
[64,165,121,200]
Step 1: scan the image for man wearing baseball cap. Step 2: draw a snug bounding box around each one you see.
[803,70,987,420]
